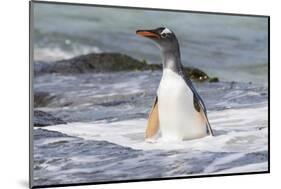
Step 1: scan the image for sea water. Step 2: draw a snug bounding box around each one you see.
[33,71,268,186]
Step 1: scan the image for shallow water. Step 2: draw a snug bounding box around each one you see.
[34,71,267,122]
[33,71,268,186]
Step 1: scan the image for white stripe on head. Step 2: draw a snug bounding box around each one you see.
[161,28,172,34]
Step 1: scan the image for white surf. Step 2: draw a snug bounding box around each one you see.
[41,105,268,153]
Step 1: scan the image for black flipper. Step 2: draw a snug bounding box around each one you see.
[179,69,214,136]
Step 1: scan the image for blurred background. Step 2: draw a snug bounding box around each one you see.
[33,3,268,84]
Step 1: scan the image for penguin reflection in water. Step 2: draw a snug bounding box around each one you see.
[136,27,214,141]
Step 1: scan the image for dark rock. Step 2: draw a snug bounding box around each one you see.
[35,53,152,74]
[34,110,67,127]
[209,77,219,83]
[34,52,217,82]
[183,67,209,82]
[34,91,56,108]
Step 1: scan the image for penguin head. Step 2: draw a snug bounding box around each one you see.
[136,27,179,52]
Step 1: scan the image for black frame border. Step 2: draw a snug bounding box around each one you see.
[29,1,270,188]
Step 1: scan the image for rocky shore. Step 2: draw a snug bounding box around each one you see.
[34,52,218,82]
[34,110,66,127]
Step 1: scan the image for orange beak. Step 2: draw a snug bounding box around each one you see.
[136,30,160,39]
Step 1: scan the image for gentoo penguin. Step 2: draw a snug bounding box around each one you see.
[136,27,214,141]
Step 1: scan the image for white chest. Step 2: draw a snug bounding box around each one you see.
[157,69,207,140]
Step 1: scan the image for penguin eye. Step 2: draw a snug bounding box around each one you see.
[161,33,168,38]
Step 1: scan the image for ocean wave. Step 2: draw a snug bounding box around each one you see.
[34,45,102,62]
[42,105,267,152]
[33,105,268,185]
